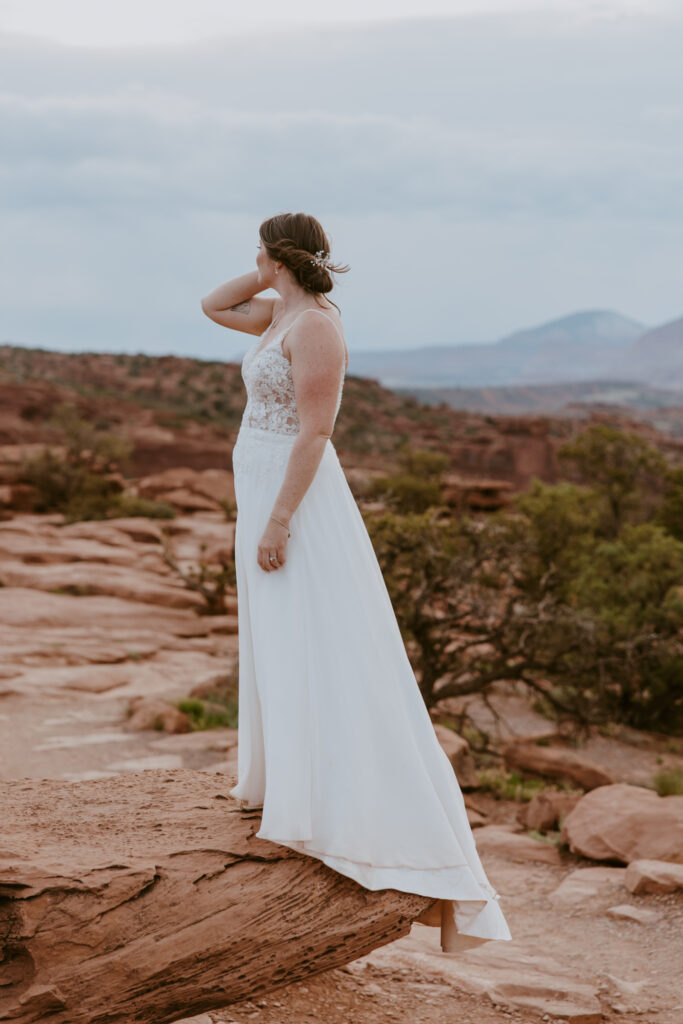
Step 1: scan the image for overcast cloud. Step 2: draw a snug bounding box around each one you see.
[1,8,682,360]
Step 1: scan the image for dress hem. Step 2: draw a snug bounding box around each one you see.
[252,829,512,954]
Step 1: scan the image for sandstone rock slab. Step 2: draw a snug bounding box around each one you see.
[0,561,203,609]
[0,769,433,1024]
[548,866,628,905]
[364,932,603,1022]
[136,467,235,509]
[471,825,561,865]
[624,858,683,894]
[561,783,683,864]
[0,588,209,635]
[503,740,613,790]
[605,903,662,924]
[0,530,141,567]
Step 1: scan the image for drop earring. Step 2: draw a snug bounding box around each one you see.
[274,265,279,275]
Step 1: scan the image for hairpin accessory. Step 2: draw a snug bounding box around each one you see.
[310,250,332,270]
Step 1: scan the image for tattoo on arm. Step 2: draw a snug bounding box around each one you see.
[229,300,252,315]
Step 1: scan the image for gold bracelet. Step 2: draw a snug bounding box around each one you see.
[270,515,291,537]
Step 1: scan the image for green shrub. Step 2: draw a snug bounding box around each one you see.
[18,402,176,522]
[366,479,683,733]
[161,538,236,614]
[368,472,444,513]
[177,695,238,731]
[367,442,449,513]
[21,449,176,522]
[652,767,683,796]
[558,423,668,537]
[656,467,683,541]
[475,769,554,802]
[112,495,176,519]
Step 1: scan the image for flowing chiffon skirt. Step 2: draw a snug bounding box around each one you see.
[229,423,512,953]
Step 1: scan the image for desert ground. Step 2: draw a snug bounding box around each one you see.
[2,508,682,1024]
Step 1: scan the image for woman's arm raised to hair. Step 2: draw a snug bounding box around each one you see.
[269,317,346,527]
[200,270,276,335]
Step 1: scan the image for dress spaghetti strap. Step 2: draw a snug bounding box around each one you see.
[281,307,344,342]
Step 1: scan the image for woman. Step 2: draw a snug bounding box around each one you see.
[201,211,512,953]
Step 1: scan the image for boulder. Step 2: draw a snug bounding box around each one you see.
[624,858,683,894]
[0,769,433,1024]
[465,807,488,828]
[135,468,235,511]
[502,740,613,790]
[432,723,479,789]
[560,783,683,864]
[186,468,235,505]
[125,696,192,733]
[516,789,583,832]
[0,483,38,511]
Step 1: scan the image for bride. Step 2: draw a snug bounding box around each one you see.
[201,211,512,953]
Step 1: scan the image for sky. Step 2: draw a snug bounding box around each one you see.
[4,1,672,47]
[1,1,681,362]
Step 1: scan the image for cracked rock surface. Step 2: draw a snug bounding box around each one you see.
[0,769,433,1024]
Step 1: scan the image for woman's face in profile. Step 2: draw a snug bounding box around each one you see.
[256,238,275,285]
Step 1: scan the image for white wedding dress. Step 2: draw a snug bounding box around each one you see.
[229,307,512,953]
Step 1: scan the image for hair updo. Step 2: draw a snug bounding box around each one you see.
[259,211,350,314]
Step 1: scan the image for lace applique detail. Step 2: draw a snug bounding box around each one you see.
[239,318,345,438]
[241,339,301,436]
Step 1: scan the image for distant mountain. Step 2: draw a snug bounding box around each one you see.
[609,316,683,390]
[348,310,646,388]
[400,379,683,418]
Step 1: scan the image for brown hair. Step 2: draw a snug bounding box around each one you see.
[259,211,350,314]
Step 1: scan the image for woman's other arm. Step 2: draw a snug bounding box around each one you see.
[255,314,346,571]
[271,315,346,525]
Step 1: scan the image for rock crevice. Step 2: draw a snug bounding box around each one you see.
[0,769,434,1024]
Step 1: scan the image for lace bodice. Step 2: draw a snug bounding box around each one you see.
[240,308,346,437]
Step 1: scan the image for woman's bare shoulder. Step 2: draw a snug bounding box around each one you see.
[285,304,348,369]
